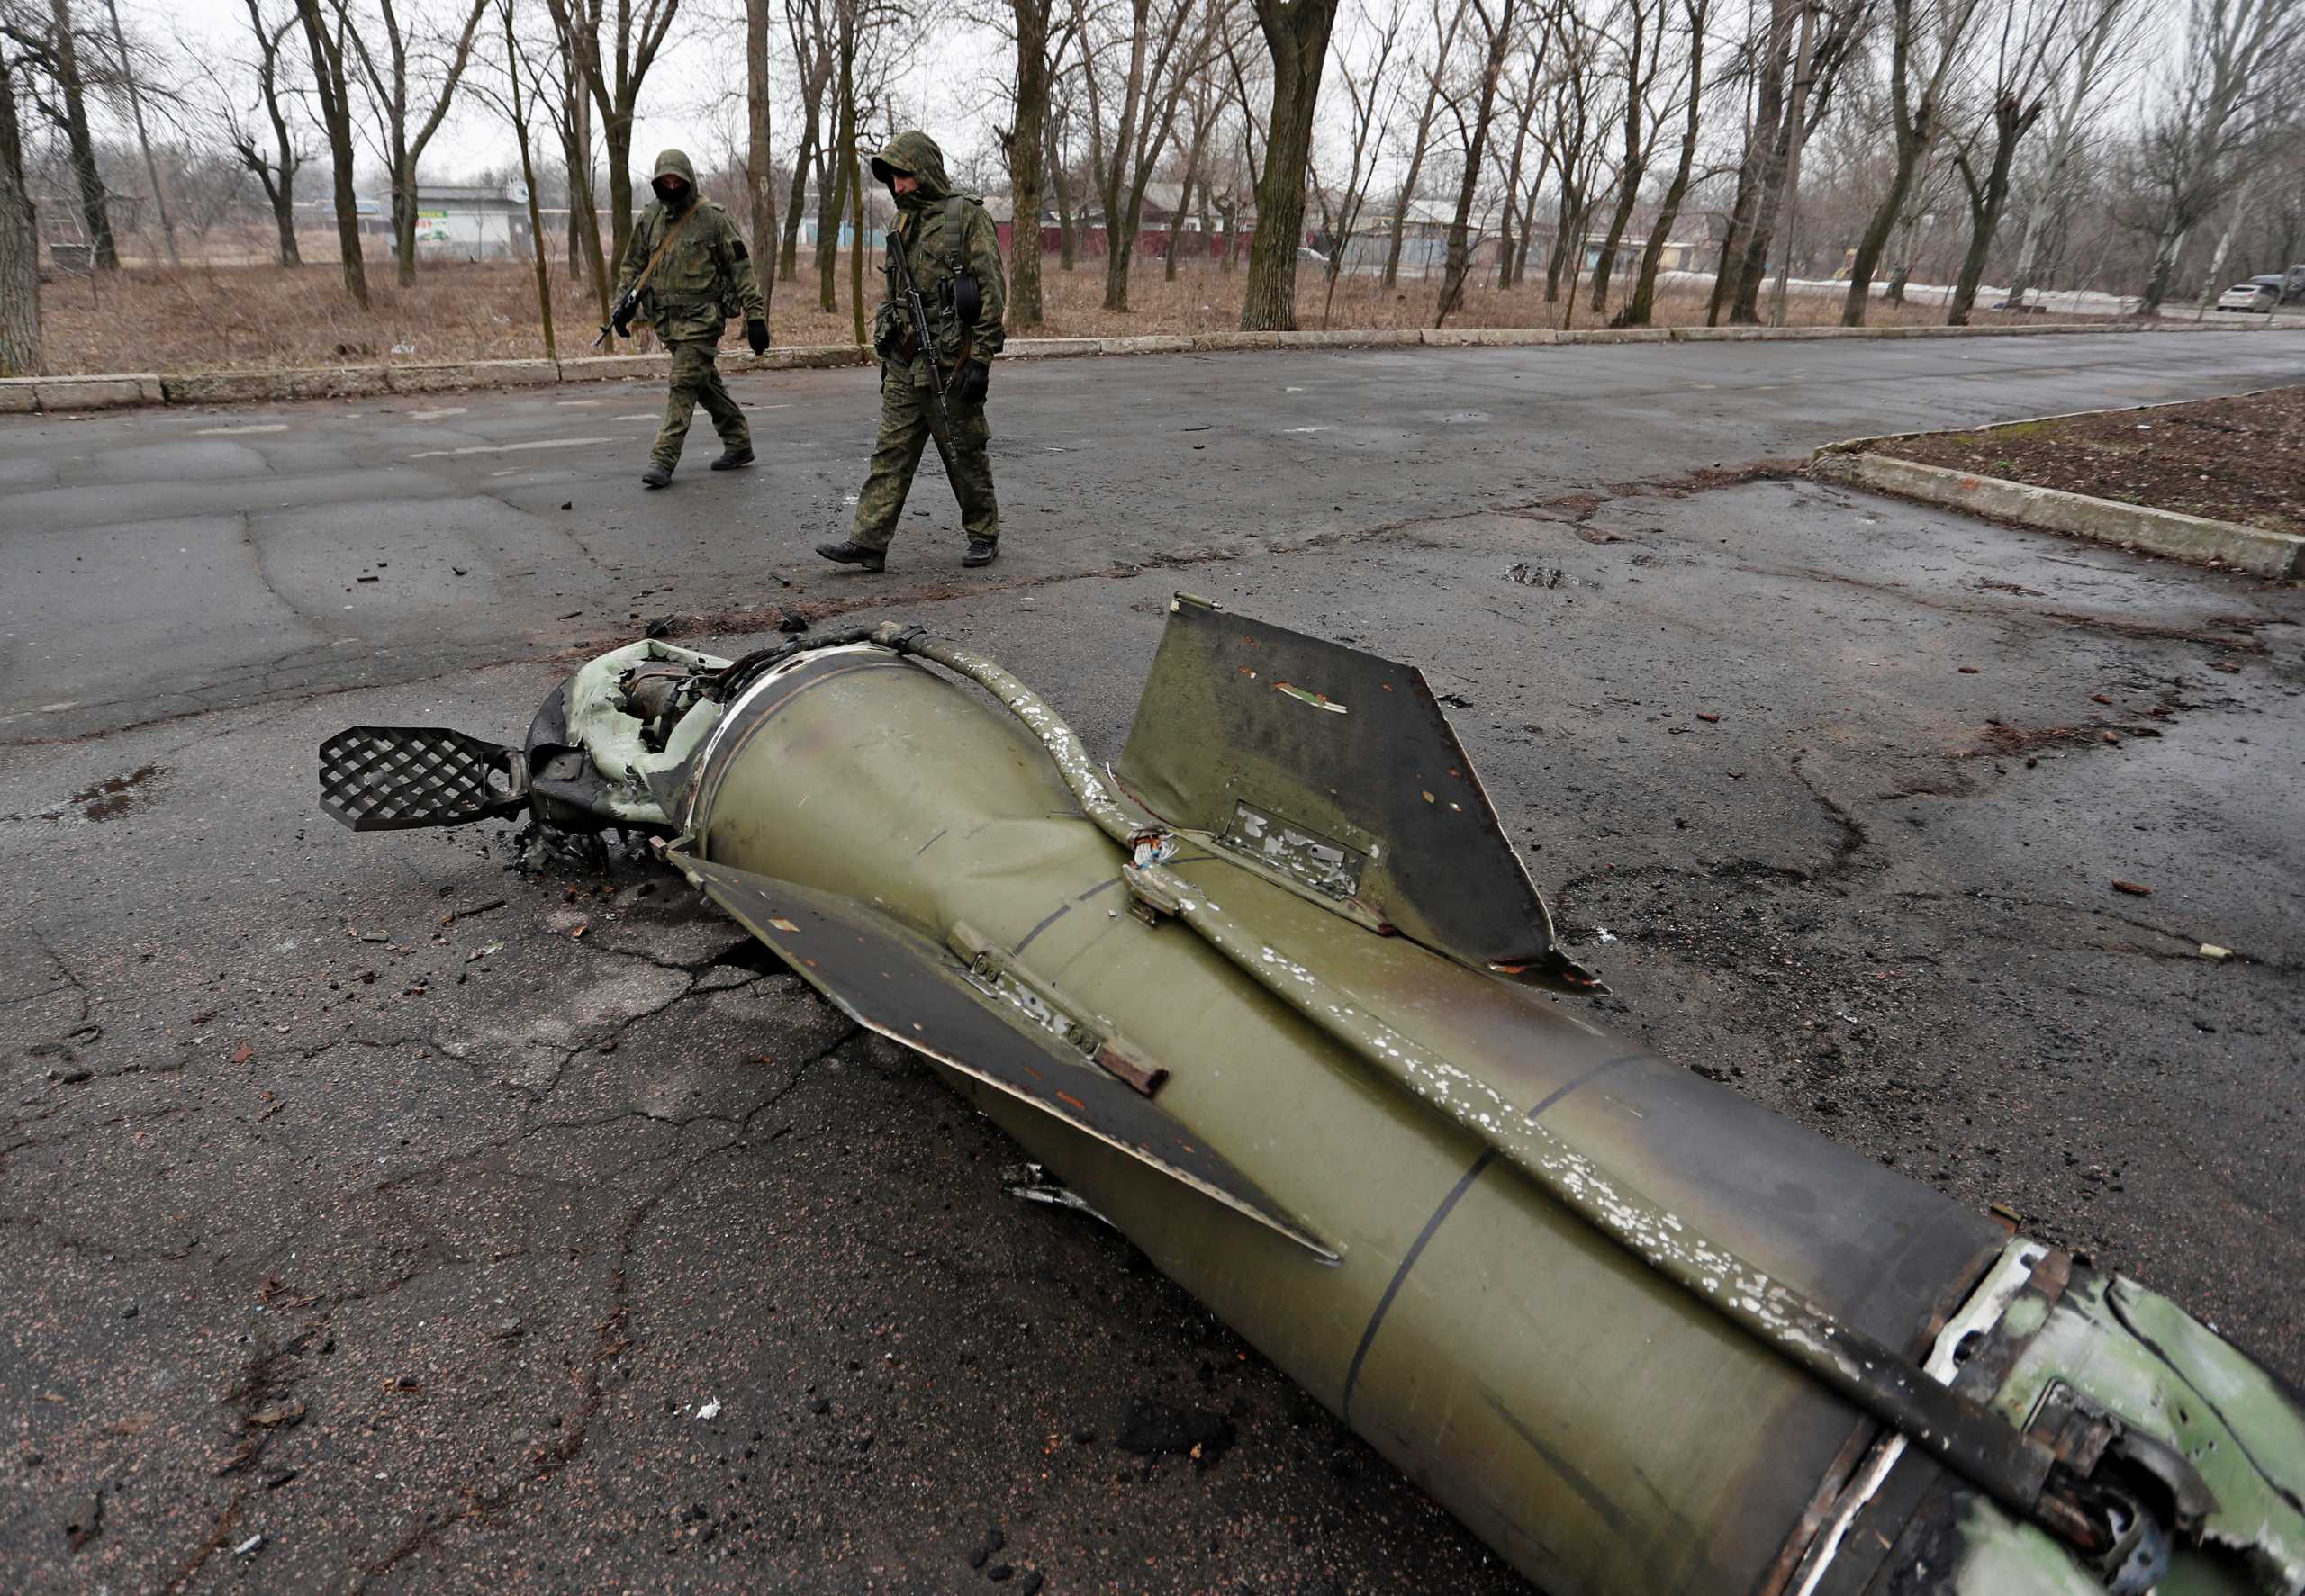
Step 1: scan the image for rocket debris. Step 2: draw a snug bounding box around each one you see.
[320,597,2305,1596]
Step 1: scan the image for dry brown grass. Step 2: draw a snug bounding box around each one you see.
[36,250,2038,375]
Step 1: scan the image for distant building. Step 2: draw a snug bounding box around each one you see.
[377,184,535,262]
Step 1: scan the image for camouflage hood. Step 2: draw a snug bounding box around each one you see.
[650,148,699,211]
[870,131,955,212]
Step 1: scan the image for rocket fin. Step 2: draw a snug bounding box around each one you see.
[669,850,1333,1259]
[1115,595,1593,988]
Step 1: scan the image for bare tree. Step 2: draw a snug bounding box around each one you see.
[0,33,41,373]
[1839,0,1986,323]
[1433,0,1519,321]
[490,0,555,355]
[1753,0,1861,319]
[34,0,118,266]
[780,0,830,277]
[1046,95,1078,266]
[339,0,492,286]
[998,0,1069,320]
[1317,0,1405,320]
[746,0,773,323]
[1238,0,1345,327]
[212,0,306,266]
[1487,32,1539,289]
[2002,0,2142,306]
[294,0,369,304]
[98,0,175,263]
[1943,0,2068,321]
[540,0,682,273]
[1380,0,1468,285]
[2133,0,2295,311]
[1621,0,1712,324]
[1587,0,1676,314]
[1539,0,1606,303]
[1074,0,1207,311]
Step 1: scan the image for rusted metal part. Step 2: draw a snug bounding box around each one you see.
[1093,1041,1168,1098]
[1755,1419,1885,1596]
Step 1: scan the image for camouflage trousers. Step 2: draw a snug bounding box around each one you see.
[652,339,749,469]
[849,375,999,552]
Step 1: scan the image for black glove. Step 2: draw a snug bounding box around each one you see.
[611,302,635,337]
[746,318,770,355]
[952,359,990,405]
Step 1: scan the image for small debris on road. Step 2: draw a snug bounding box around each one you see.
[644,615,679,638]
[233,1533,265,1557]
[250,1400,305,1428]
[777,608,809,635]
[1957,666,1980,674]
[2200,943,2233,961]
[2111,879,2154,897]
[1117,1398,1235,1465]
[2208,661,2240,673]
[695,1397,722,1420]
[1696,712,1720,723]
[230,1043,255,1066]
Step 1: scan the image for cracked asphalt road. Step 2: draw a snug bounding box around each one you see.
[3,333,2301,1593]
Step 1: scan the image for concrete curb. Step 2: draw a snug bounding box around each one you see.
[1811,428,2305,580]
[5,315,2300,417]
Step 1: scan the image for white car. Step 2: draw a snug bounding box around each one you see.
[2215,282,2278,313]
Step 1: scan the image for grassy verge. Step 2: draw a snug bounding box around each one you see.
[1858,386,2305,536]
[33,255,2042,376]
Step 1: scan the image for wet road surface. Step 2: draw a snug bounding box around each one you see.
[2,333,2300,1592]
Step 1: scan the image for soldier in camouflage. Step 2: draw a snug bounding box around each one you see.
[817,130,1005,573]
[613,149,770,489]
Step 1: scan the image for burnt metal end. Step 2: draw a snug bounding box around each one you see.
[319,726,529,832]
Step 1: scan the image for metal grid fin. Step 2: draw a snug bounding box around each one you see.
[317,726,526,831]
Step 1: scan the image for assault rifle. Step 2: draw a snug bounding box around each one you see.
[885,228,953,439]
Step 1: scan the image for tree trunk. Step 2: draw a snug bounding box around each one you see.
[503,2,556,360]
[1839,126,1928,324]
[394,164,420,288]
[294,0,369,308]
[1241,0,1342,330]
[1434,0,1513,325]
[817,144,843,311]
[1047,116,1077,270]
[563,65,591,278]
[780,110,815,278]
[1623,4,1705,328]
[1494,84,1536,292]
[102,0,177,265]
[746,0,773,322]
[1732,0,1814,322]
[0,39,43,375]
[269,176,300,266]
[1007,0,1051,325]
[49,0,119,270]
[1709,0,1792,324]
[2192,167,2257,315]
[1384,0,1467,290]
[840,11,863,345]
[1947,96,2033,325]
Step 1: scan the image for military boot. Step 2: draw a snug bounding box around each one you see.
[710,448,755,471]
[641,464,673,489]
[963,537,999,568]
[815,541,887,573]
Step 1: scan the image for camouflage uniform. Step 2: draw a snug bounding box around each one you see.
[617,149,766,476]
[848,131,1006,555]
